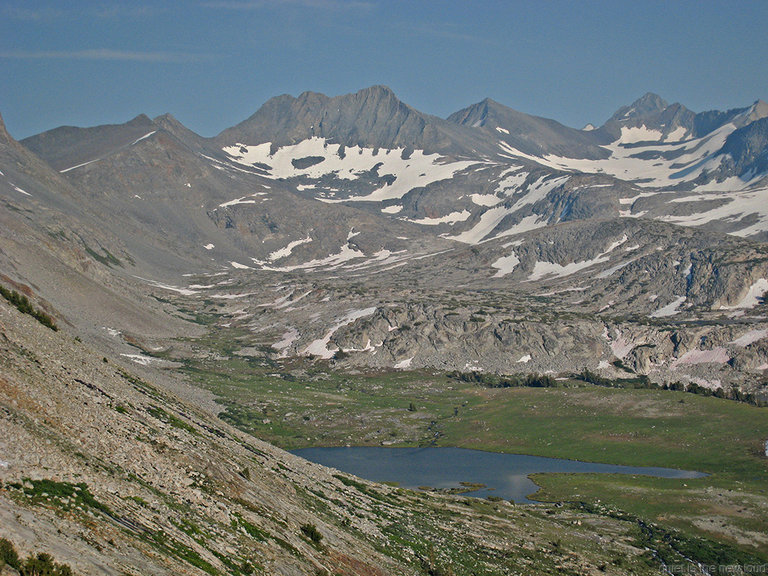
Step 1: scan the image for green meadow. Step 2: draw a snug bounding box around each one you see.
[175,332,768,560]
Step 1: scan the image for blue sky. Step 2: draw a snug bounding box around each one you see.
[2,0,767,139]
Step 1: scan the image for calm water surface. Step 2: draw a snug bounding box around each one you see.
[293,446,705,503]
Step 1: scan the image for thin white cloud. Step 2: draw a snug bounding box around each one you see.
[2,4,156,20]
[201,0,373,10]
[0,49,207,63]
[1,6,64,20]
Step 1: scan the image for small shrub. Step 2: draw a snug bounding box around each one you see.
[0,285,57,331]
[300,523,323,545]
[0,537,21,569]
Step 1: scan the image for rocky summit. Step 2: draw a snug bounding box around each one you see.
[1,87,768,574]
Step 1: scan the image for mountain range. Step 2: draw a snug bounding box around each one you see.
[3,85,767,389]
[2,85,768,574]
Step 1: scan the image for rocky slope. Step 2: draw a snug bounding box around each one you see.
[1,288,692,576]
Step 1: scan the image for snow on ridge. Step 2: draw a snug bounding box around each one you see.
[504,122,741,190]
[223,138,480,203]
[448,205,510,244]
[661,188,768,238]
[496,127,510,135]
[495,168,528,196]
[616,125,663,144]
[60,158,101,173]
[664,126,688,142]
[131,131,157,145]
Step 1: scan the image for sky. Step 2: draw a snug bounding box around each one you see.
[1,0,767,140]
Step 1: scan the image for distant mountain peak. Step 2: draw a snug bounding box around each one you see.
[610,92,669,122]
[359,84,397,97]
[0,111,9,143]
[127,113,154,127]
[747,99,768,122]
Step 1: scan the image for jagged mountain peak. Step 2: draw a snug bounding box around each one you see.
[126,113,154,127]
[448,97,610,159]
[609,92,669,122]
[355,84,399,98]
[216,85,476,154]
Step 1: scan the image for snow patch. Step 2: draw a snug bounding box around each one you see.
[730,329,768,347]
[491,251,520,278]
[409,210,470,226]
[272,328,300,357]
[137,277,198,296]
[60,158,101,173]
[303,307,377,359]
[470,193,504,207]
[269,236,313,261]
[616,125,663,144]
[219,192,268,208]
[254,243,365,272]
[204,243,215,250]
[223,138,479,202]
[527,252,611,282]
[672,347,730,367]
[121,353,158,366]
[231,261,253,270]
[394,357,414,369]
[650,296,686,318]
[516,354,532,363]
[131,131,156,145]
[720,278,768,309]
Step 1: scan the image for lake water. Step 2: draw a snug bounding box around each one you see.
[293,446,705,503]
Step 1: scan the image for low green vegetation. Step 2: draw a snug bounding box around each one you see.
[83,244,122,268]
[172,326,768,561]
[0,285,57,331]
[5,478,112,516]
[0,537,75,575]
